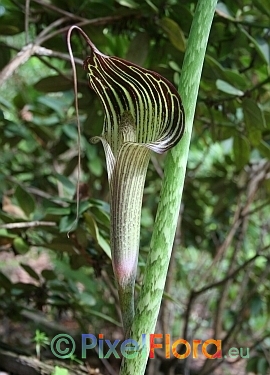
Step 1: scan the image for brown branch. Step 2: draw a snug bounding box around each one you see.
[200,262,270,375]
[0,44,83,86]
[25,0,30,43]
[203,76,270,106]
[0,43,38,86]
[0,7,142,86]
[193,249,269,297]
[31,0,94,23]
[0,347,96,375]
[36,16,69,40]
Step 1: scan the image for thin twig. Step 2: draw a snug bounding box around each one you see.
[36,13,141,45]
[193,249,269,297]
[0,221,57,229]
[36,17,69,40]
[25,0,30,43]
[31,0,92,23]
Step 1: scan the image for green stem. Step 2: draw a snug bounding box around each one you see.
[119,0,218,373]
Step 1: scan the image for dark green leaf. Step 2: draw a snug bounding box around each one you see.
[59,215,77,233]
[126,32,150,66]
[254,0,270,17]
[14,185,35,218]
[0,271,12,289]
[45,207,71,215]
[46,238,74,253]
[20,264,40,281]
[91,206,110,227]
[233,135,250,170]
[243,98,266,129]
[84,212,99,241]
[257,140,270,159]
[160,17,186,52]
[0,44,11,70]
[257,357,269,375]
[34,76,72,93]
[13,237,29,254]
[55,173,75,195]
[223,70,248,91]
[84,212,111,258]
[41,269,57,280]
[243,98,265,146]
[241,28,269,65]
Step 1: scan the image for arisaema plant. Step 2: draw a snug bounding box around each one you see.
[68,0,218,373]
[68,25,185,335]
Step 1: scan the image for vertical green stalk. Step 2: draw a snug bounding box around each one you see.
[120,0,218,374]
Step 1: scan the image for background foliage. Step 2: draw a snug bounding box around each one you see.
[0,0,270,374]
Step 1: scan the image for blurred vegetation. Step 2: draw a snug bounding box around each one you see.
[0,0,270,374]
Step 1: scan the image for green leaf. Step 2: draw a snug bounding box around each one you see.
[256,37,270,66]
[37,96,70,118]
[254,0,270,17]
[47,238,74,253]
[257,140,270,159]
[91,206,110,227]
[14,185,35,218]
[78,291,96,307]
[89,309,121,327]
[126,32,150,66]
[257,357,269,375]
[222,70,248,91]
[246,357,258,373]
[241,28,269,65]
[233,135,250,170]
[34,76,71,93]
[84,213,111,258]
[203,55,225,81]
[18,139,37,153]
[78,200,92,215]
[84,213,99,241]
[0,43,11,70]
[160,17,186,52]
[20,264,40,281]
[243,98,266,129]
[45,207,71,216]
[69,254,86,270]
[13,237,29,254]
[55,173,75,195]
[88,157,103,177]
[59,215,77,233]
[97,234,111,259]
[51,366,69,375]
[0,228,16,239]
[243,98,265,146]
[250,294,263,316]
[41,269,57,280]
[0,271,12,289]
[115,0,138,8]
[216,79,244,96]
[215,2,235,20]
